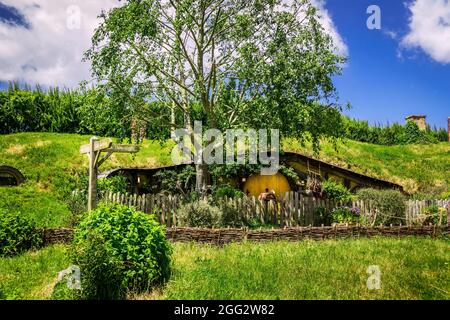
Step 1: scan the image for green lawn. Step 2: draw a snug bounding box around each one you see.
[1,238,449,300]
[0,245,69,300]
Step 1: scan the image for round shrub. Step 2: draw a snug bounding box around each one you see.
[177,200,222,228]
[55,234,125,300]
[356,189,406,225]
[218,201,245,227]
[73,204,172,295]
[213,185,244,200]
[0,211,42,256]
[322,180,353,202]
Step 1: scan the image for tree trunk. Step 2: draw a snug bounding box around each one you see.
[195,163,210,196]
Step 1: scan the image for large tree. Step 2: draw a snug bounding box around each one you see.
[85,0,345,192]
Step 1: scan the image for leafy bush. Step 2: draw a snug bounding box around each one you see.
[213,185,244,199]
[331,207,361,224]
[314,206,332,226]
[401,121,436,145]
[0,211,42,256]
[218,201,245,227]
[73,204,172,295]
[177,200,222,228]
[439,191,450,200]
[322,180,353,202]
[67,235,125,300]
[98,175,128,196]
[154,166,196,194]
[356,189,406,225]
[421,205,448,226]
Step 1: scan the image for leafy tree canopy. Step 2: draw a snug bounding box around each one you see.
[85,0,346,146]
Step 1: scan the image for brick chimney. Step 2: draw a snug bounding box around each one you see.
[406,115,427,130]
[448,117,450,142]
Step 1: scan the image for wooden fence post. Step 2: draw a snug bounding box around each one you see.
[88,137,98,211]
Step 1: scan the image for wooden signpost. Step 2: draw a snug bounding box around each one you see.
[80,137,140,211]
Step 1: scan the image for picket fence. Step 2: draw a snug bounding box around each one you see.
[102,191,449,228]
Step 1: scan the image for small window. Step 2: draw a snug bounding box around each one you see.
[0,166,25,186]
[0,173,18,186]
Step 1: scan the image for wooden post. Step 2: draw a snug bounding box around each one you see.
[88,136,98,211]
[80,137,140,212]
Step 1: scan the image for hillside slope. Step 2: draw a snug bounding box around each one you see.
[284,138,450,195]
[0,133,449,227]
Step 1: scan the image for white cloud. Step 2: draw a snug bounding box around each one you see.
[311,0,348,56]
[401,0,450,64]
[0,0,347,88]
[0,0,119,88]
[384,30,398,40]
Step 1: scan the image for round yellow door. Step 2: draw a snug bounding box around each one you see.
[243,173,291,198]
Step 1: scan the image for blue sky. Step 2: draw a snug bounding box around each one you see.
[0,0,449,129]
[326,0,450,129]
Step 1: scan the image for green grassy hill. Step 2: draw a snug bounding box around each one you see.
[0,132,449,227]
[284,138,450,196]
[0,133,174,227]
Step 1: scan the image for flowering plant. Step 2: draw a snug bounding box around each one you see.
[332,206,361,224]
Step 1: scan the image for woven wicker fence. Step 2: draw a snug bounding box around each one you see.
[42,225,449,246]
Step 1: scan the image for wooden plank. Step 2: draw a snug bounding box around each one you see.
[80,139,112,154]
[104,144,140,153]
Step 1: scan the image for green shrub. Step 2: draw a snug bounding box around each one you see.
[401,121,436,145]
[422,205,448,226]
[356,189,406,225]
[177,200,222,228]
[218,201,245,227]
[62,234,125,300]
[314,206,332,226]
[73,204,172,295]
[322,180,353,202]
[439,191,450,200]
[0,211,42,256]
[213,185,244,200]
[98,175,128,196]
[154,166,196,194]
[331,207,361,224]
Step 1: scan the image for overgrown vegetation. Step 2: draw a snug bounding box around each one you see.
[356,189,407,226]
[72,204,172,298]
[0,211,42,256]
[59,235,125,300]
[331,207,361,224]
[0,245,68,300]
[284,137,450,195]
[342,117,448,145]
[177,200,223,228]
[322,180,353,202]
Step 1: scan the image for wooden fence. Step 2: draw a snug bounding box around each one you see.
[103,191,450,228]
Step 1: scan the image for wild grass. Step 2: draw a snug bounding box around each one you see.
[161,237,450,300]
[1,238,448,300]
[0,185,71,228]
[0,245,69,300]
